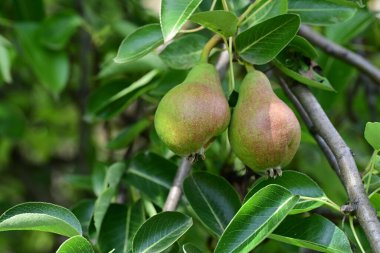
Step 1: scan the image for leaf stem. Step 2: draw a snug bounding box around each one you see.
[221,0,229,11]
[200,35,222,63]
[237,1,259,26]
[226,37,235,93]
[350,216,366,253]
[299,196,341,212]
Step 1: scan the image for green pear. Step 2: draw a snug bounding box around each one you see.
[229,70,301,173]
[154,63,230,156]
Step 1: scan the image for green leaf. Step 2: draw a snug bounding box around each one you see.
[370,193,380,216]
[182,243,202,253]
[242,0,288,28]
[0,36,12,84]
[98,204,128,253]
[325,10,374,44]
[86,70,159,121]
[124,200,145,253]
[37,11,82,50]
[56,235,94,253]
[15,23,69,95]
[270,214,352,253]
[71,200,95,236]
[274,36,334,92]
[126,153,177,207]
[108,119,151,150]
[214,185,299,253]
[0,103,26,139]
[0,202,82,237]
[159,34,208,70]
[183,172,241,237]
[132,212,193,253]
[189,10,238,37]
[160,0,203,42]
[94,162,125,235]
[236,14,300,65]
[365,122,380,150]
[114,24,163,63]
[288,0,357,26]
[245,171,326,214]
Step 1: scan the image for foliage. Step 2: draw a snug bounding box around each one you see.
[0,0,380,252]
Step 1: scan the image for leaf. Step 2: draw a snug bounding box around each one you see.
[288,35,318,60]
[189,10,238,37]
[15,23,69,95]
[132,212,193,253]
[0,103,26,139]
[71,200,95,236]
[214,185,299,253]
[114,24,163,63]
[86,70,159,121]
[0,202,82,237]
[242,0,288,28]
[270,214,352,253]
[236,14,300,65]
[124,200,145,253]
[108,119,151,150]
[159,34,208,70]
[160,0,203,42]
[365,122,380,150]
[245,171,326,214]
[370,193,380,216]
[37,11,82,50]
[93,162,125,235]
[325,10,374,44]
[288,0,357,26]
[98,204,128,253]
[0,36,12,84]
[182,243,202,253]
[56,235,94,253]
[126,153,177,207]
[183,172,241,237]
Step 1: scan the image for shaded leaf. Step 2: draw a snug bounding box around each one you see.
[288,0,357,25]
[0,103,26,139]
[183,172,241,237]
[71,200,95,236]
[190,10,238,37]
[124,200,145,253]
[182,243,202,253]
[159,34,208,70]
[126,153,177,207]
[132,212,193,253]
[160,0,202,42]
[94,187,116,235]
[114,24,163,63]
[108,119,151,150]
[270,214,352,253]
[0,202,82,237]
[214,185,299,253]
[236,14,300,65]
[0,36,12,84]
[56,235,94,253]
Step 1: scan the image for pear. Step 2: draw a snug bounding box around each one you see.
[154,63,230,156]
[229,70,301,173]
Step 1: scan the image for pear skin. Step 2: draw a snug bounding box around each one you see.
[154,63,230,156]
[229,70,301,172]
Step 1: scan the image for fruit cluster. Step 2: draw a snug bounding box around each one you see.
[154,63,301,175]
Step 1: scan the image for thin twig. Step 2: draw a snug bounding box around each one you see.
[299,26,380,86]
[163,158,192,211]
[281,80,380,253]
[279,78,340,175]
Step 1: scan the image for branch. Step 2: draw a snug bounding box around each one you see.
[163,50,230,211]
[299,25,380,86]
[163,158,192,211]
[281,80,380,253]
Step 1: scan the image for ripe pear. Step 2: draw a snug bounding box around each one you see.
[229,70,301,173]
[154,63,230,156]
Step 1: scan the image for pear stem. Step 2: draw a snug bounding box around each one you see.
[200,35,222,63]
[245,64,255,72]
